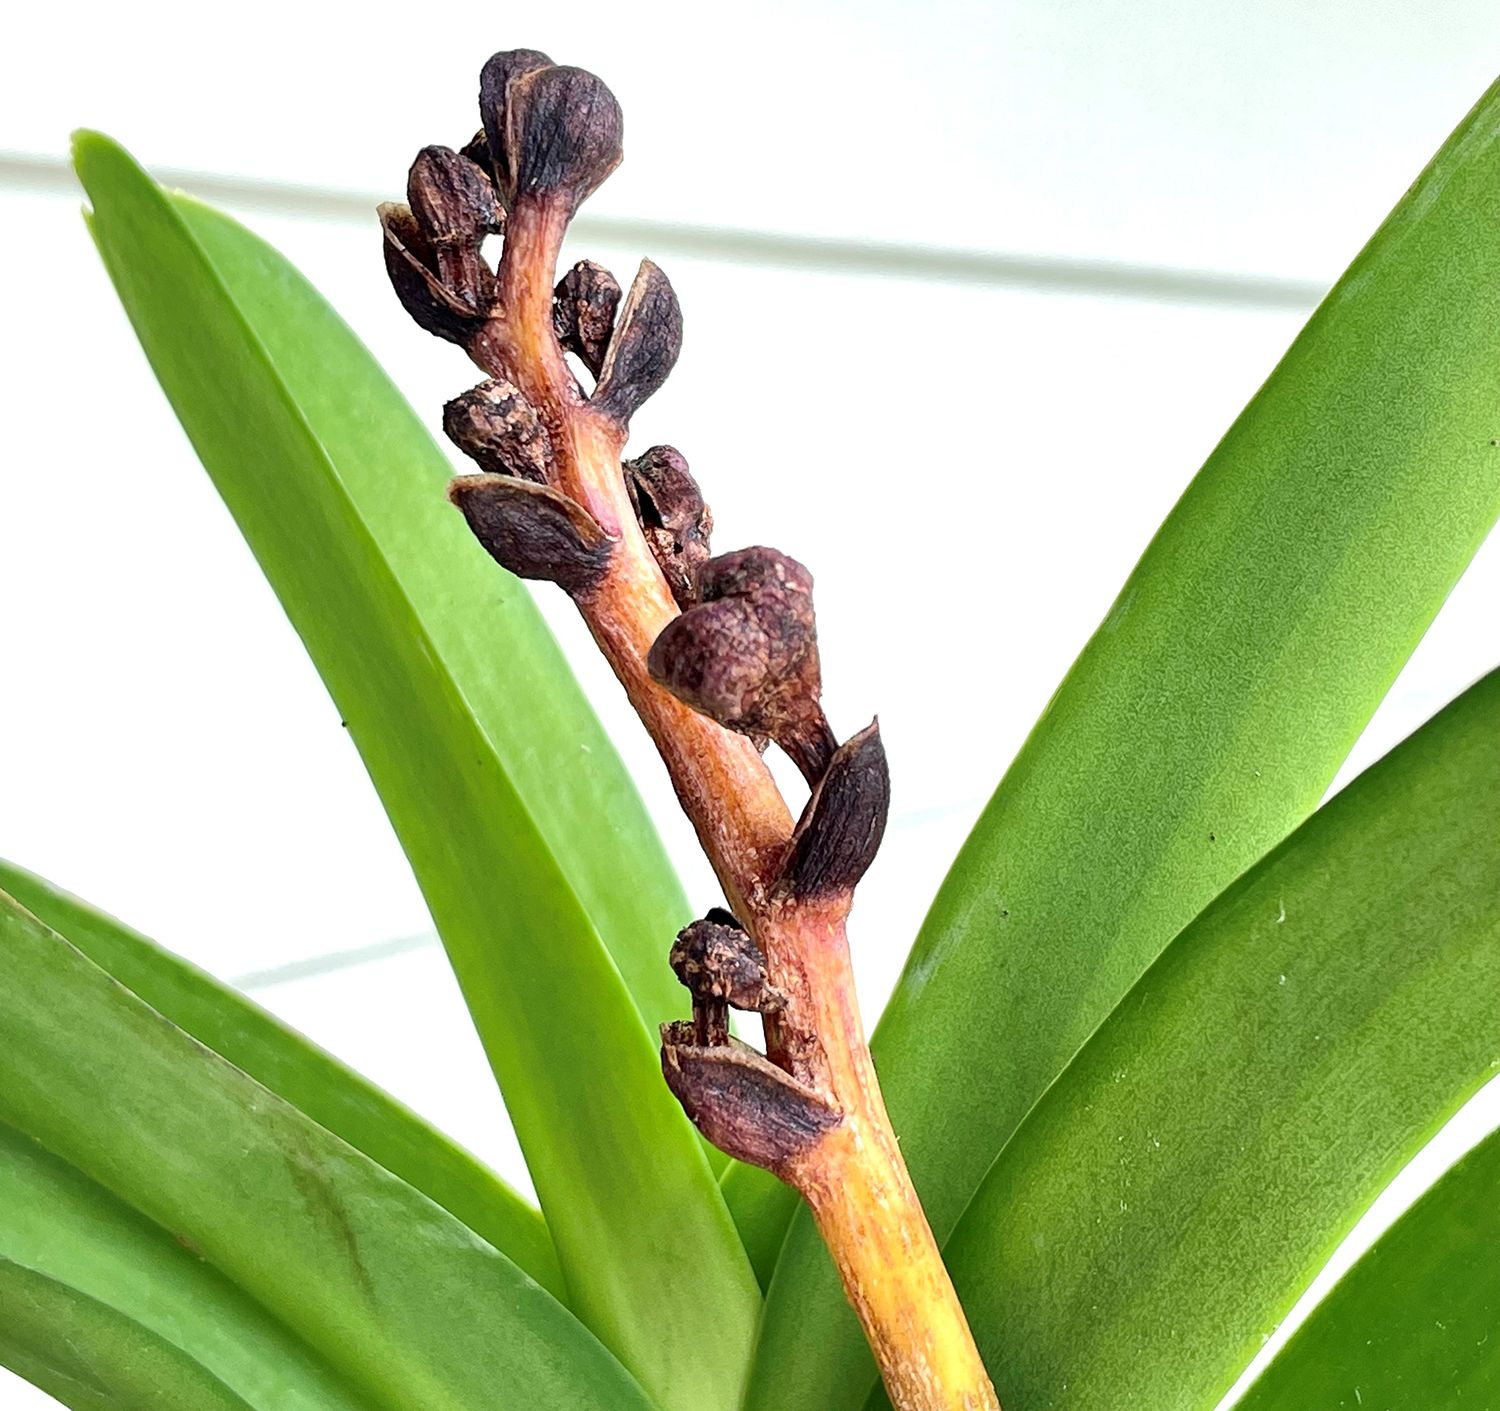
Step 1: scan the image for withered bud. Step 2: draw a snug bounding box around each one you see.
[553,260,622,378]
[478,49,555,205]
[780,722,890,901]
[379,203,486,346]
[661,1027,839,1175]
[443,381,553,483]
[459,129,494,179]
[671,914,786,1014]
[496,63,623,214]
[406,146,499,311]
[590,260,682,425]
[625,446,712,609]
[449,474,612,597]
[648,547,833,778]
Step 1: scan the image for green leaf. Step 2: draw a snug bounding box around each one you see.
[870,667,1500,1411]
[0,857,561,1300]
[1238,1121,1500,1411]
[748,76,1500,1400]
[0,891,660,1411]
[75,132,758,1410]
[0,1121,378,1411]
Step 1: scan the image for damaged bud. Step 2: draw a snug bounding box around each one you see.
[590,260,683,426]
[485,57,624,213]
[553,260,622,378]
[671,911,786,1046]
[625,446,712,608]
[648,547,836,781]
[449,474,613,597]
[661,1027,839,1176]
[477,49,555,205]
[443,380,553,483]
[780,722,890,901]
[406,145,500,309]
[379,203,487,346]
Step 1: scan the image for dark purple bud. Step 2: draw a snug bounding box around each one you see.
[661,1026,839,1175]
[671,914,786,1015]
[406,146,499,310]
[379,202,486,346]
[590,260,682,425]
[780,722,890,901]
[449,474,613,597]
[443,380,553,483]
[478,49,555,206]
[648,547,832,777]
[494,63,623,214]
[553,260,622,378]
[625,445,712,609]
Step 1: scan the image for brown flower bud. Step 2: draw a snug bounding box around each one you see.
[449,474,612,597]
[407,146,500,312]
[443,380,553,483]
[779,722,890,901]
[553,260,621,378]
[478,49,554,206]
[379,202,486,346]
[491,62,623,214]
[660,1027,839,1175]
[625,446,712,609]
[590,260,682,426]
[670,911,786,1045]
[648,547,834,779]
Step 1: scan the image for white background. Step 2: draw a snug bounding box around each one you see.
[2,2,1499,1406]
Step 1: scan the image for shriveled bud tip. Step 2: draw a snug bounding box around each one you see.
[488,61,623,214]
[379,202,485,346]
[648,547,828,767]
[449,474,613,598]
[478,49,554,203]
[661,1028,839,1175]
[553,260,622,378]
[406,146,499,310]
[591,260,683,425]
[671,914,786,1015]
[625,445,712,609]
[780,721,890,901]
[443,380,553,483]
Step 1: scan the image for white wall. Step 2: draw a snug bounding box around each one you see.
[2,4,1499,1406]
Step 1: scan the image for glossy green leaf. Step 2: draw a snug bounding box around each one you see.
[748,76,1500,1400]
[0,891,660,1411]
[76,132,758,1410]
[1239,1120,1500,1411]
[866,667,1500,1410]
[0,1121,378,1411]
[0,857,561,1299]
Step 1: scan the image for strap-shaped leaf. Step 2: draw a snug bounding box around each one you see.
[0,893,659,1411]
[866,667,1500,1411]
[0,858,560,1299]
[75,132,758,1411]
[747,75,1500,1397]
[0,1121,378,1411]
[1239,1122,1500,1411]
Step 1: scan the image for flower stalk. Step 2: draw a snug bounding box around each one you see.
[382,50,1000,1411]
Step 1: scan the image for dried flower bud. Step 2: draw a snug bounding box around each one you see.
[459,129,495,180]
[780,722,890,901]
[553,260,622,378]
[661,1027,839,1175]
[590,260,682,425]
[405,146,498,312]
[379,202,486,346]
[486,60,623,214]
[443,380,553,483]
[648,547,833,778]
[671,913,786,1014]
[625,446,712,608]
[449,474,612,597]
[478,49,554,205]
